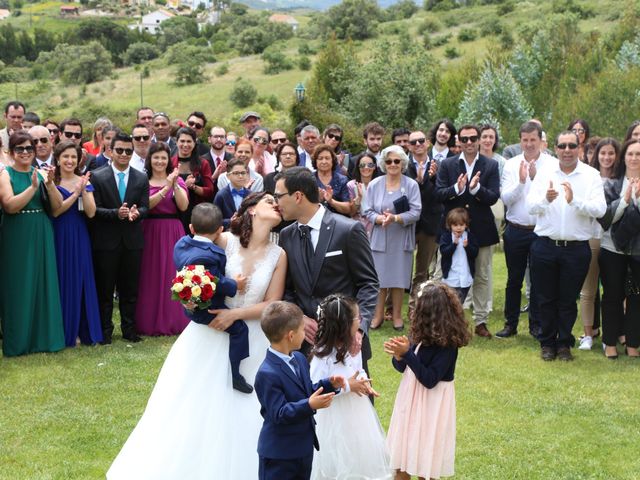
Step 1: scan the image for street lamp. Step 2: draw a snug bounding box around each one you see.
[294,82,305,102]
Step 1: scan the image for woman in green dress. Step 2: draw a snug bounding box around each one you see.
[0,131,65,356]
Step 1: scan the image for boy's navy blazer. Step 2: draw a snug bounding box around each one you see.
[439,230,480,279]
[255,350,336,460]
[213,185,237,229]
[173,235,237,324]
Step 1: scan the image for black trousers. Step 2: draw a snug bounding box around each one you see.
[503,224,540,332]
[93,244,142,340]
[598,248,640,348]
[530,237,591,349]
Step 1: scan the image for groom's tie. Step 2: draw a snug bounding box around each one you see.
[298,224,314,279]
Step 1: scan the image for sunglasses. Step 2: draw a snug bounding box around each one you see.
[33,137,49,145]
[385,159,401,165]
[48,128,59,135]
[557,143,579,150]
[253,137,269,145]
[459,135,479,144]
[188,121,204,130]
[114,147,134,156]
[409,138,427,145]
[226,140,236,146]
[571,128,586,134]
[359,162,376,169]
[132,135,150,142]
[14,145,35,154]
[271,138,287,145]
[326,133,342,142]
[63,131,83,139]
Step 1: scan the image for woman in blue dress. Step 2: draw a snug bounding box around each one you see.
[51,141,103,346]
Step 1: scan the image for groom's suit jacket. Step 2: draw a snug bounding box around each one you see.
[279,208,379,336]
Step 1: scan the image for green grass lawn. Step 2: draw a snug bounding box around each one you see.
[1,254,639,479]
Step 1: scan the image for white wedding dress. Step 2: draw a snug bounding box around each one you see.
[107,235,283,480]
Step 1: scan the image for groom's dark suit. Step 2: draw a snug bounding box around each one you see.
[90,164,149,341]
[279,207,379,368]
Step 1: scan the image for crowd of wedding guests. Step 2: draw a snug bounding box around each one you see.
[0,99,638,362]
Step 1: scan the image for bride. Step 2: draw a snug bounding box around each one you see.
[107,192,286,480]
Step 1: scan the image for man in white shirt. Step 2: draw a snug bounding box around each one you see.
[526,131,606,361]
[1,101,25,153]
[496,121,557,339]
[29,125,54,168]
[130,123,151,173]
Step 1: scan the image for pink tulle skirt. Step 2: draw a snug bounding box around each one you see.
[386,367,456,479]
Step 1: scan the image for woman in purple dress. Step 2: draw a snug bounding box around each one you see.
[135,142,190,336]
[51,141,103,346]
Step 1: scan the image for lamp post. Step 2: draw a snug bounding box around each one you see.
[294,82,305,102]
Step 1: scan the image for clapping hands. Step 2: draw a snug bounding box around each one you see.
[348,371,379,397]
[384,335,410,361]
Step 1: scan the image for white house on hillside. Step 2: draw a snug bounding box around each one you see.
[131,9,175,34]
[268,14,299,32]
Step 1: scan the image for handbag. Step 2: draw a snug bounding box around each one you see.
[38,178,53,216]
[393,188,410,214]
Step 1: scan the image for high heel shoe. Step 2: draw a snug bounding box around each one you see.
[370,319,383,330]
[603,344,618,359]
[625,346,640,358]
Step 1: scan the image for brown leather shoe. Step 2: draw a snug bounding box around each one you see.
[541,346,556,361]
[557,347,574,361]
[474,324,492,338]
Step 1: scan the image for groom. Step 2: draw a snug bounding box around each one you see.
[275,167,379,372]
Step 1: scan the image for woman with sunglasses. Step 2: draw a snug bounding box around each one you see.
[249,127,276,177]
[171,126,214,234]
[364,145,421,330]
[0,131,65,356]
[568,118,590,161]
[312,143,351,216]
[347,152,378,236]
[323,124,350,175]
[225,132,238,156]
[50,141,103,347]
[136,142,190,336]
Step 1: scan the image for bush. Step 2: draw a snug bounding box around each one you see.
[298,44,316,55]
[317,0,381,41]
[432,33,452,47]
[497,0,515,15]
[444,46,460,59]
[442,15,459,27]
[123,42,159,65]
[298,55,312,71]
[480,18,504,37]
[418,18,442,34]
[165,42,215,65]
[174,59,206,85]
[258,94,283,111]
[423,33,432,49]
[262,48,294,75]
[457,28,477,42]
[35,41,113,85]
[384,0,418,21]
[215,62,229,76]
[230,78,257,108]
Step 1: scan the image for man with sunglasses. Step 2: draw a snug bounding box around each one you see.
[186,111,209,157]
[525,130,606,361]
[90,132,150,345]
[435,124,501,338]
[59,118,96,172]
[28,125,54,168]
[130,123,152,172]
[270,129,288,149]
[406,130,442,290]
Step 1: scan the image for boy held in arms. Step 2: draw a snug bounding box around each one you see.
[173,203,252,393]
[255,301,345,480]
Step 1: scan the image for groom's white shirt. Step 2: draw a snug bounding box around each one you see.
[299,204,325,250]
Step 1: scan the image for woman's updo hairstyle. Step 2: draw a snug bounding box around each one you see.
[229,191,268,248]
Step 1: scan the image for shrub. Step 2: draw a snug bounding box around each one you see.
[230,78,257,108]
[419,17,442,34]
[444,46,460,59]
[457,28,477,42]
[480,18,504,37]
[298,55,312,71]
[215,62,229,76]
[174,59,206,86]
[432,33,452,47]
[497,0,515,15]
[298,44,316,55]
[262,48,294,75]
[443,15,459,27]
[123,42,159,66]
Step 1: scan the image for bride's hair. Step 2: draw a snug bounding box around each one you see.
[229,191,269,248]
[312,294,358,364]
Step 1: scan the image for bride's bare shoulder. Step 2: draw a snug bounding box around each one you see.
[215,231,234,250]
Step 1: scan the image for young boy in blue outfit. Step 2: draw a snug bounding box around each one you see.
[255,301,345,480]
[173,203,253,393]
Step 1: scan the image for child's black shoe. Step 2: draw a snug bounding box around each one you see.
[233,375,254,394]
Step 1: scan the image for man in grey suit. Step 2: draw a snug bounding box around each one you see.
[275,167,379,371]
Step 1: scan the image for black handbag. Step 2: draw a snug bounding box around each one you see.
[39,180,53,216]
[393,193,410,214]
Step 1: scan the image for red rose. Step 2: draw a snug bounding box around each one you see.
[179,286,192,300]
[192,275,202,285]
[186,265,196,271]
[172,276,184,284]
[206,272,215,280]
[201,283,214,300]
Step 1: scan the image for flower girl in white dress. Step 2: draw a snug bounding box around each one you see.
[309,294,392,480]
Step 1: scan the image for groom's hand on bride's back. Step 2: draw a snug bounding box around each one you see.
[303,315,318,344]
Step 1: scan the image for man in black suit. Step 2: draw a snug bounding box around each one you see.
[435,124,500,338]
[28,125,54,168]
[203,125,234,194]
[275,167,379,372]
[90,132,149,343]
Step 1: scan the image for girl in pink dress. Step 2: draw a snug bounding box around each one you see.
[384,281,471,480]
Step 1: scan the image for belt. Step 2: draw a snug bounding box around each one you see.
[19,208,44,214]
[147,214,179,220]
[507,221,535,231]
[539,236,588,247]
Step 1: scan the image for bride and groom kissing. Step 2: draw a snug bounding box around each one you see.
[107,167,379,479]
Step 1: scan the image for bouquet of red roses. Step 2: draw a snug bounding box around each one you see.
[171,265,218,310]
